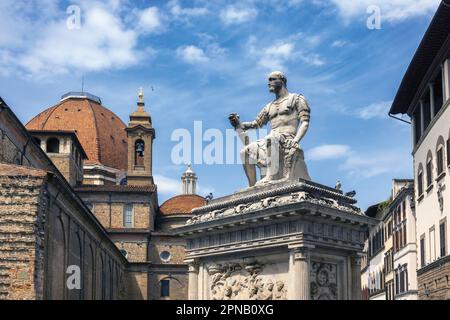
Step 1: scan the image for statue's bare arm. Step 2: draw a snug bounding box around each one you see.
[293,95,310,144]
[229,105,269,131]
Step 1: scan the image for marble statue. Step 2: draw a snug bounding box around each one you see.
[229,71,311,187]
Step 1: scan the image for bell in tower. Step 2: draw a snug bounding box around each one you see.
[126,88,155,186]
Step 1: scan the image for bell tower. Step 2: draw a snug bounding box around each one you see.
[126,88,155,186]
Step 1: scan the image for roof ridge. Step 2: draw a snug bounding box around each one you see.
[86,99,102,164]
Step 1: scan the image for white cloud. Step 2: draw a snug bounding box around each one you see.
[176,45,210,64]
[220,5,258,25]
[138,7,164,33]
[169,0,209,18]
[0,1,163,77]
[357,101,392,120]
[259,42,295,70]
[307,144,351,160]
[251,37,325,70]
[330,0,440,22]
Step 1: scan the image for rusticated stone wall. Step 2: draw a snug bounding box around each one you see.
[0,167,47,300]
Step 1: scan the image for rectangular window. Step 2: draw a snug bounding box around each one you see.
[418,171,424,195]
[420,236,426,268]
[437,147,444,176]
[426,160,433,187]
[395,272,399,295]
[161,280,170,297]
[123,203,134,228]
[440,221,447,257]
[400,269,405,293]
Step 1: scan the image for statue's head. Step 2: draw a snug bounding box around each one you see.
[268,71,287,93]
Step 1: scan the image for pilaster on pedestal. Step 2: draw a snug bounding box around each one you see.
[187,259,199,300]
[289,247,311,300]
[350,255,362,300]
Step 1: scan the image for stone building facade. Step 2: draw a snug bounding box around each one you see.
[389,2,450,300]
[0,98,127,300]
[1,90,204,300]
[361,180,417,300]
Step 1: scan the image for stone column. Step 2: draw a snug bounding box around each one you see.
[187,260,199,300]
[443,60,450,102]
[419,100,425,135]
[350,255,362,300]
[289,247,310,300]
[429,83,435,118]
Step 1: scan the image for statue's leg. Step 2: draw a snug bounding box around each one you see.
[240,147,257,187]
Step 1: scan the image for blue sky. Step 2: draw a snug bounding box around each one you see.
[0,0,442,210]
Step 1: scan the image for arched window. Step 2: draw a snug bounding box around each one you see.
[426,151,433,188]
[135,140,145,166]
[436,136,445,177]
[417,163,424,197]
[47,138,60,153]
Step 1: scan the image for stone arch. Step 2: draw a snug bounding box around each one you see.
[49,214,66,299]
[84,243,95,300]
[68,228,83,300]
[134,139,145,166]
[96,253,104,300]
[46,137,60,153]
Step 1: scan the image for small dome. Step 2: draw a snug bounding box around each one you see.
[25,92,128,170]
[159,194,206,216]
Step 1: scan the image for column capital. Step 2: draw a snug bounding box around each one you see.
[292,247,310,261]
[186,259,200,273]
[350,254,363,267]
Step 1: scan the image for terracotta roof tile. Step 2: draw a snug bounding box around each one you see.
[159,194,206,216]
[25,97,128,170]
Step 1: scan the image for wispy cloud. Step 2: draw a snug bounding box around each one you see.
[248,35,325,71]
[168,0,209,18]
[307,144,351,160]
[339,151,411,178]
[220,4,258,25]
[307,143,411,179]
[357,101,392,120]
[329,0,440,23]
[331,40,348,48]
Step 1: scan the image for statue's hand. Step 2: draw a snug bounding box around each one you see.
[284,138,299,150]
[228,113,240,129]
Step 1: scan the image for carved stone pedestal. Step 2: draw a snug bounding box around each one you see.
[175,179,376,300]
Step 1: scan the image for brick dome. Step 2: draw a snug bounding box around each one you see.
[26,93,128,170]
[159,194,206,216]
